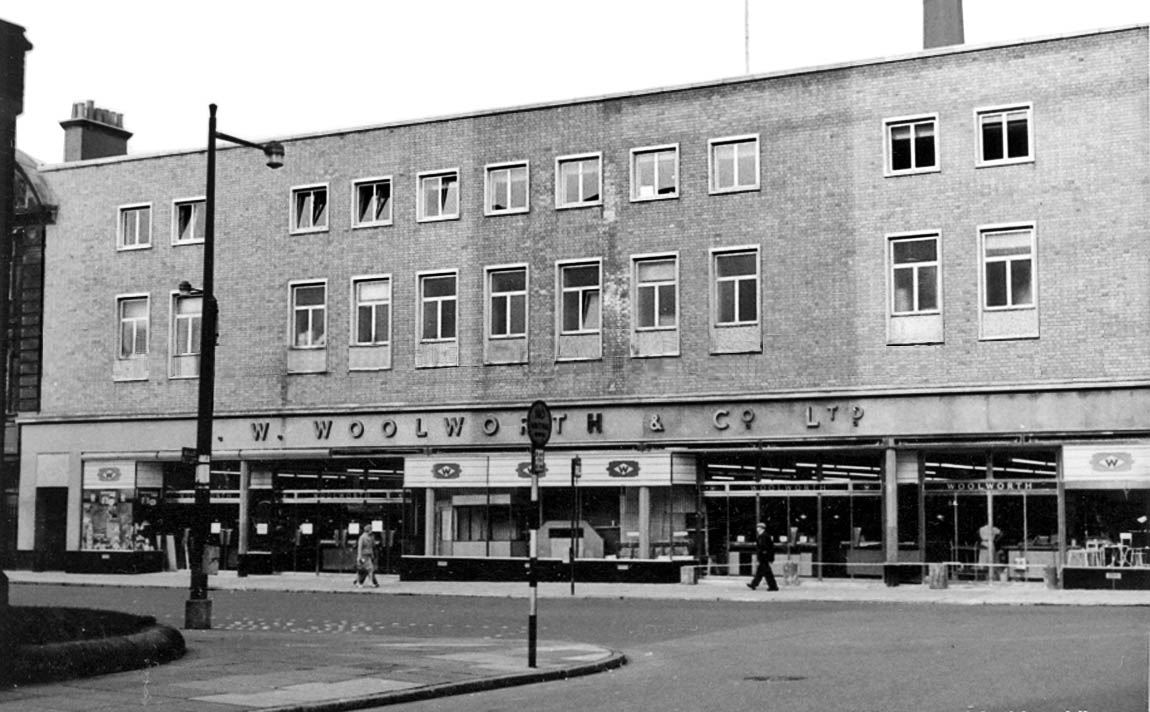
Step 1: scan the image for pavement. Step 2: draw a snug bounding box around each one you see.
[2,569,1147,712]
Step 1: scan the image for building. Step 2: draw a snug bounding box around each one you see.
[13,19,1150,587]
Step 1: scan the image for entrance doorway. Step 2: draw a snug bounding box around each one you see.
[34,487,68,570]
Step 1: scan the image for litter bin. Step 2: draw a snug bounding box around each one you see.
[1043,565,1059,590]
[928,563,949,589]
[882,563,900,587]
[680,565,698,585]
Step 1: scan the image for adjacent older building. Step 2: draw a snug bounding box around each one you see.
[15,23,1150,587]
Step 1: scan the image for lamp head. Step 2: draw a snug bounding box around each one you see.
[263,141,284,169]
[177,280,194,295]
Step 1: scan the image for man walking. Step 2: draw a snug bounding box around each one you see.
[354,521,379,588]
[747,522,779,591]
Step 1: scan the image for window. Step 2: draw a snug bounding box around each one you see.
[977,105,1032,165]
[172,199,205,244]
[714,250,758,325]
[885,116,938,175]
[352,278,391,345]
[352,178,392,227]
[982,226,1034,309]
[291,185,328,233]
[489,267,527,338]
[890,235,939,314]
[420,273,457,341]
[173,295,202,357]
[708,135,759,193]
[485,162,529,215]
[291,282,327,347]
[417,170,460,222]
[118,204,151,249]
[635,256,677,329]
[555,153,602,208]
[118,296,149,358]
[560,262,601,333]
[630,145,678,201]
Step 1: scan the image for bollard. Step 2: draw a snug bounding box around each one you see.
[1043,565,1059,590]
[680,565,698,585]
[928,563,949,589]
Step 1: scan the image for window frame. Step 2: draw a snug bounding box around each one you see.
[883,114,940,177]
[554,152,603,209]
[171,197,206,246]
[975,103,1034,167]
[632,252,679,332]
[289,183,330,234]
[484,161,530,216]
[557,259,603,336]
[169,291,202,379]
[979,223,1037,312]
[289,280,328,349]
[707,134,760,194]
[116,293,150,359]
[486,264,529,340]
[350,176,394,229]
[416,169,461,223]
[350,274,392,346]
[711,247,760,327]
[417,270,459,343]
[117,203,152,251]
[888,231,942,316]
[629,144,679,202]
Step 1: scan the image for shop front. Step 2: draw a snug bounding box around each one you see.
[70,459,164,573]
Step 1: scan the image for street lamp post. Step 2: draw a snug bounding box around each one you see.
[184,104,282,630]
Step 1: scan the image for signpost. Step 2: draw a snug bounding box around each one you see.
[525,400,551,668]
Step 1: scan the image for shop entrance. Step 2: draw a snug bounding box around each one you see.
[34,487,67,570]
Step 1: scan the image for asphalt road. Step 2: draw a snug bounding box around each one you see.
[11,584,1149,712]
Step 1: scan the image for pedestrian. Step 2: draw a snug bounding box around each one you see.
[747,522,779,591]
[354,521,379,587]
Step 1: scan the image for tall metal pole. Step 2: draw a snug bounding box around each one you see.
[570,456,581,595]
[185,104,218,630]
[528,445,540,667]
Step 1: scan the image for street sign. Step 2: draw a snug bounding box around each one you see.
[181,447,198,465]
[526,400,552,448]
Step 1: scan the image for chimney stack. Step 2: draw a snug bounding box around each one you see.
[923,0,964,49]
[59,100,132,161]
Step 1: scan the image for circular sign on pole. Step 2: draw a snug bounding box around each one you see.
[526,400,552,448]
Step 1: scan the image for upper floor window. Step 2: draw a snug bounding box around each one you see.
[420,272,458,341]
[555,153,602,208]
[708,135,759,194]
[885,116,938,175]
[485,162,529,215]
[291,282,327,347]
[982,226,1034,309]
[630,145,678,201]
[977,105,1032,166]
[560,262,601,334]
[172,198,205,245]
[635,256,678,329]
[417,170,460,222]
[352,277,391,345]
[118,204,152,250]
[714,250,758,325]
[117,295,149,358]
[172,295,203,357]
[291,185,328,233]
[488,267,527,338]
[352,177,393,227]
[890,234,939,315]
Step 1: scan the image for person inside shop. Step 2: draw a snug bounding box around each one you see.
[354,521,379,588]
[746,522,779,592]
[977,520,1002,578]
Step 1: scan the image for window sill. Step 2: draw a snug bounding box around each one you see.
[351,221,393,230]
[884,166,940,178]
[630,192,679,203]
[484,207,530,217]
[416,214,461,224]
[171,239,205,247]
[976,157,1034,169]
[289,226,329,235]
[556,201,602,211]
[708,184,759,196]
[116,244,152,252]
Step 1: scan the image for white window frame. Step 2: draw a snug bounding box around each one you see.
[116,293,149,359]
[630,144,679,202]
[169,291,202,379]
[418,270,459,343]
[416,169,461,223]
[486,264,528,339]
[708,135,760,194]
[484,161,530,216]
[980,223,1037,312]
[554,152,603,209]
[290,183,330,234]
[117,203,152,251]
[350,275,392,346]
[975,103,1034,167]
[557,259,602,335]
[171,197,205,245]
[351,176,393,228]
[883,114,940,177]
[712,247,760,327]
[289,280,328,348]
[888,232,941,316]
[633,253,679,331]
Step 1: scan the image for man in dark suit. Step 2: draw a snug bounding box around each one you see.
[747,522,779,591]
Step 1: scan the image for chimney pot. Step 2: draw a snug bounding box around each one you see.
[923,0,964,49]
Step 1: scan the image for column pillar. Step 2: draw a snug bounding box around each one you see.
[236,461,250,576]
[638,486,651,559]
[424,488,435,556]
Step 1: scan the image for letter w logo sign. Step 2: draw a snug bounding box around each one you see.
[313,420,333,439]
[444,417,465,437]
[251,422,271,442]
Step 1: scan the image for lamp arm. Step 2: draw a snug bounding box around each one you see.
[215,130,271,152]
